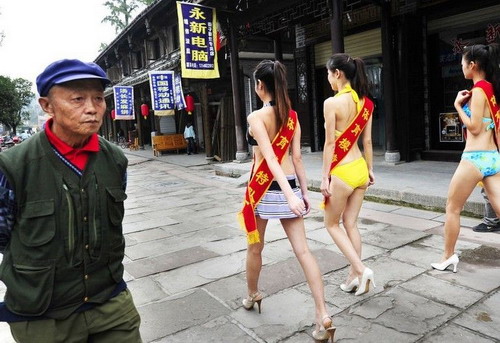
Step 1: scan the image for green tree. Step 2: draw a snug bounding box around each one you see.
[0,76,34,134]
[102,0,155,34]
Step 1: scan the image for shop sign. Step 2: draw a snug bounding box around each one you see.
[486,23,500,43]
[113,86,135,120]
[177,2,219,79]
[174,73,186,111]
[439,112,463,143]
[149,71,175,116]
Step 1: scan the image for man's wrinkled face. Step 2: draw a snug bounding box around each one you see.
[40,79,106,139]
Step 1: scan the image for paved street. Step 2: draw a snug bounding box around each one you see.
[1,151,500,342]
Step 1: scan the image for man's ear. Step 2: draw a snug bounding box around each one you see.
[38,97,54,116]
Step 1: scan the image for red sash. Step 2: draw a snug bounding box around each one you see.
[321,97,374,208]
[238,110,298,244]
[473,80,500,150]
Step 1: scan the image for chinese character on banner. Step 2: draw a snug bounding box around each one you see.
[113,86,135,120]
[174,73,186,110]
[451,38,469,55]
[177,2,220,79]
[149,71,175,116]
[485,24,500,43]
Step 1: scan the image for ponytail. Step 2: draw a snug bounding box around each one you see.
[486,43,500,101]
[272,61,291,129]
[253,60,291,129]
[352,58,370,98]
[326,53,370,98]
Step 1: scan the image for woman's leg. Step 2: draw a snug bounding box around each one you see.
[280,217,329,328]
[340,186,367,281]
[324,177,365,277]
[442,160,482,259]
[245,216,268,295]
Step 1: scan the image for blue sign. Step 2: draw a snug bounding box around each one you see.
[149,71,175,116]
[113,86,135,120]
[174,73,186,110]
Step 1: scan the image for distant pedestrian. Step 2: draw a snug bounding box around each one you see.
[239,60,334,342]
[320,53,376,296]
[472,187,500,232]
[432,43,500,273]
[0,59,142,342]
[183,120,196,155]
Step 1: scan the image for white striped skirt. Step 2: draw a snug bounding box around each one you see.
[255,176,304,219]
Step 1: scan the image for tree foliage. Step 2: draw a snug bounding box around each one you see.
[102,0,156,34]
[0,76,34,134]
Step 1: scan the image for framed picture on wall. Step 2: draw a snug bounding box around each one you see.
[439,112,464,142]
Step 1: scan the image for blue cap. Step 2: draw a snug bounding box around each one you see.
[36,59,111,96]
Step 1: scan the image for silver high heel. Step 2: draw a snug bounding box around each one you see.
[340,277,359,292]
[355,267,376,296]
[431,254,459,273]
[242,292,263,313]
[312,315,335,343]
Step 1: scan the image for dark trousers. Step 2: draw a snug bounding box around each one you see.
[186,137,195,154]
[10,289,142,343]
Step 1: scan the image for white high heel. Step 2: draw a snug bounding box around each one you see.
[355,267,376,296]
[431,254,459,273]
[340,277,359,292]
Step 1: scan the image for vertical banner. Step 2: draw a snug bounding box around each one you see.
[113,86,135,120]
[174,73,186,110]
[177,2,219,79]
[149,71,175,116]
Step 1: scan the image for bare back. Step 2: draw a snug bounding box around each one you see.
[248,106,295,175]
[326,92,364,164]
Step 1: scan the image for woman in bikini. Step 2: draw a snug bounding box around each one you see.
[321,53,376,296]
[432,43,500,272]
[243,60,334,342]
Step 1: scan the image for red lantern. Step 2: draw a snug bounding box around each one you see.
[141,104,149,119]
[185,94,195,115]
[110,109,116,121]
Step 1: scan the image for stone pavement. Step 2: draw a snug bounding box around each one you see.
[0,147,499,342]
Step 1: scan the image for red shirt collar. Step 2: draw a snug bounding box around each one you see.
[44,118,100,154]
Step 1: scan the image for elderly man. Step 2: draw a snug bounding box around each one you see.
[0,59,141,342]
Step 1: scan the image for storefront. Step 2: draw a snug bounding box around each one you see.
[424,3,500,159]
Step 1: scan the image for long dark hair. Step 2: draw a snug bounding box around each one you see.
[463,43,500,101]
[253,60,291,129]
[326,53,370,98]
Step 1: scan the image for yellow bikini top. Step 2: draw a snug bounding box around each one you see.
[334,85,362,137]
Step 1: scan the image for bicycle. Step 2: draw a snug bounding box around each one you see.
[117,136,129,149]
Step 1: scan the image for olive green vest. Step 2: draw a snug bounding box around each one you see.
[0,132,128,319]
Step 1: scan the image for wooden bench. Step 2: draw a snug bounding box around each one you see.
[152,134,187,156]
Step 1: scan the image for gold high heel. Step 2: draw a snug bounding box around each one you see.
[242,292,263,313]
[312,315,335,342]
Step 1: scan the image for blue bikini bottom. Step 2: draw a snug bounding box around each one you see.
[461,150,500,177]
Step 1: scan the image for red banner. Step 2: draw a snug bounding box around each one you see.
[238,110,298,244]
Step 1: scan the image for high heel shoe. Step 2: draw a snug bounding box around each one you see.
[355,267,376,296]
[431,254,459,273]
[340,277,359,292]
[312,315,335,342]
[242,292,263,313]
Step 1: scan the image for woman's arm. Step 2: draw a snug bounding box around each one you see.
[467,88,489,136]
[321,98,337,198]
[248,112,305,215]
[454,89,485,136]
[362,115,375,185]
[290,121,310,213]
